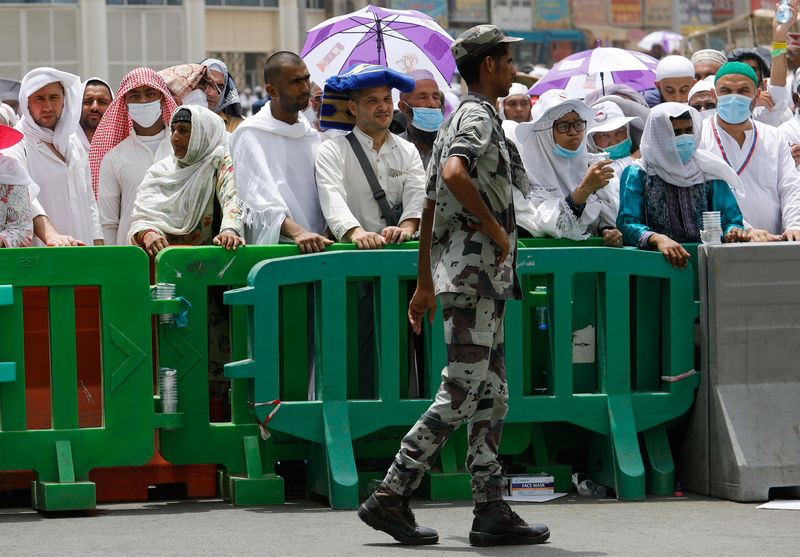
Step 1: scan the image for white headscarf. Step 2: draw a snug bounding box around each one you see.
[17,67,82,157]
[128,105,227,239]
[637,102,743,195]
[515,89,595,195]
[0,102,19,127]
[0,125,38,197]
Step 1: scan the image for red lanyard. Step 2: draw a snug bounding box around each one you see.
[711,118,757,175]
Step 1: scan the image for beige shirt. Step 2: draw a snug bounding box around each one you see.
[314,125,425,240]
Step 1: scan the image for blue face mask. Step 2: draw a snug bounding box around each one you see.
[603,137,632,160]
[675,134,696,163]
[410,106,443,132]
[716,93,753,124]
[554,142,584,158]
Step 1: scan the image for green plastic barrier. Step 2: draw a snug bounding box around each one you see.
[154,243,419,505]
[0,247,155,511]
[225,247,698,507]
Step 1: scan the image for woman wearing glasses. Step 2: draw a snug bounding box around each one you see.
[513,90,621,244]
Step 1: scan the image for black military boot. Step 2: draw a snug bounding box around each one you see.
[357,483,439,545]
[469,500,550,546]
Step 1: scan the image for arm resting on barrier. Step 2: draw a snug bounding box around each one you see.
[409,197,436,335]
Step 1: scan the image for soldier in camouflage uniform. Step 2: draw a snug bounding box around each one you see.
[358,25,551,547]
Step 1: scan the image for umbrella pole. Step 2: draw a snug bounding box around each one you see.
[600,71,606,96]
[376,18,383,65]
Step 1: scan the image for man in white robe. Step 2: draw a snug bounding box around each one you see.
[231,52,331,251]
[78,78,113,154]
[92,68,177,245]
[6,67,102,246]
[701,62,800,241]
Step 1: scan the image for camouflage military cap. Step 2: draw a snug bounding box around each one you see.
[450,25,523,64]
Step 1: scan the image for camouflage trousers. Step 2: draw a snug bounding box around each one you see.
[383,292,508,503]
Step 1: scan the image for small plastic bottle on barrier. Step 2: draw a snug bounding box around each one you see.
[534,286,547,330]
[777,0,793,23]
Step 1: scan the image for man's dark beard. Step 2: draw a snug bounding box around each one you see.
[406,122,437,154]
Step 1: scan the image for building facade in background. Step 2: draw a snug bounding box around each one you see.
[0,0,757,90]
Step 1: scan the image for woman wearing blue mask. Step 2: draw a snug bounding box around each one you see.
[514,89,620,244]
[617,103,748,269]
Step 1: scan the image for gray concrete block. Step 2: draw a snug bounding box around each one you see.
[682,243,800,502]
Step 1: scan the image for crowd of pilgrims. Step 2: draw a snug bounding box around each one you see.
[3,18,800,272]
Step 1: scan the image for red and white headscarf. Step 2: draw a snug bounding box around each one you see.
[89,67,177,197]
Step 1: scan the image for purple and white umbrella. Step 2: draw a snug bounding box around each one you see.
[529,47,659,98]
[301,5,456,91]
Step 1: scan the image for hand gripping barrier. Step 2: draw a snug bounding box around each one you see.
[225,247,699,508]
[0,247,155,511]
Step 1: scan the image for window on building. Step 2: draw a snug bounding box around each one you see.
[106,7,186,87]
[0,6,79,79]
[204,0,278,6]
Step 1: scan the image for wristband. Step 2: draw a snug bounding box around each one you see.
[772,48,788,58]
[773,41,787,49]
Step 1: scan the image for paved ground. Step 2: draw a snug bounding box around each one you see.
[0,492,797,556]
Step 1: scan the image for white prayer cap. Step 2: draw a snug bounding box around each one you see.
[504,83,530,98]
[407,69,437,83]
[587,100,641,135]
[688,78,714,101]
[690,49,728,66]
[656,55,695,81]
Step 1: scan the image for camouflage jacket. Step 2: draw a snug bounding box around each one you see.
[426,92,530,300]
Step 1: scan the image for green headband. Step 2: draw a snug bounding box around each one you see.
[714,61,758,87]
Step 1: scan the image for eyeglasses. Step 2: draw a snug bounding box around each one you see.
[553,120,587,134]
[690,102,716,111]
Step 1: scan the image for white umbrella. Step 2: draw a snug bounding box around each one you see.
[638,31,683,54]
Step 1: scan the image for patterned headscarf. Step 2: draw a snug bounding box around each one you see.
[158,64,210,100]
[199,57,242,117]
[88,67,177,197]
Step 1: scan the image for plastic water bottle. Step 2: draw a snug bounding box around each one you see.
[777,0,793,23]
[159,367,178,415]
[577,479,608,497]
[534,286,547,330]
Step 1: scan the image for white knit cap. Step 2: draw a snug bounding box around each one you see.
[688,76,715,101]
[655,55,695,81]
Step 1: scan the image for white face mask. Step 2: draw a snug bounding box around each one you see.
[181,89,208,108]
[128,99,162,128]
[302,106,317,124]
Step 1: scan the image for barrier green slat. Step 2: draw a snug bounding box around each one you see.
[504,299,524,399]
[633,277,662,391]
[320,277,348,401]
[0,287,25,430]
[345,281,360,400]
[49,286,79,430]
[377,278,400,402]
[550,271,574,400]
[280,284,309,401]
[599,271,631,396]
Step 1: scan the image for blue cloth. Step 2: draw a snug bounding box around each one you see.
[320,64,415,131]
[617,165,744,247]
[643,88,663,108]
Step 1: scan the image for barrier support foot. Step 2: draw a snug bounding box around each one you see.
[643,424,675,495]
[220,435,284,505]
[307,401,358,509]
[589,395,645,500]
[419,441,472,500]
[31,440,96,511]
